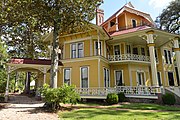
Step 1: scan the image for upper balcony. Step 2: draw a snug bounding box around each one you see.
[108,54,150,63]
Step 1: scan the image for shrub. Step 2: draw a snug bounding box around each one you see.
[106,93,118,105]
[162,93,176,105]
[117,92,126,102]
[40,84,80,110]
[0,94,5,102]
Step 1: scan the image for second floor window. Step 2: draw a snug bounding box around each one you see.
[164,50,172,64]
[126,45,131,54]
[71,42,84,58]
[95,41,102,55]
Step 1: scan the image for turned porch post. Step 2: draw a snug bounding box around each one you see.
[5,66,10,102]
[146,31,159,86]
[173,37,180,80]
[43,68,47,84]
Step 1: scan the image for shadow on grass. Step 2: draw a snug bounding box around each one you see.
[118,103,180,111]
[59,108,180,120]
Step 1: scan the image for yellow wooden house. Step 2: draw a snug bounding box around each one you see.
[6,2,180,100]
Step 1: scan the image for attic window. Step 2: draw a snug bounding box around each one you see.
[132,19,136,28]
[110,21,115,27]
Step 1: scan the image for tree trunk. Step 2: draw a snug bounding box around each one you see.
[24,72,31,94]
[50,22,59,88]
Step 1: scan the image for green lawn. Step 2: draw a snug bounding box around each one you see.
[59,103,180,120]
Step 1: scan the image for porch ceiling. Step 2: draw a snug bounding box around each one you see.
[107,28,179,48]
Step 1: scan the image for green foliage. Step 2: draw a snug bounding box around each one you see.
[162,93,176,105]
[106,93,118,105]
[40,84,80,110]
[0,69,7,93]
[0,94,5,102]
[117,92,126,102]
[156,0,180,34]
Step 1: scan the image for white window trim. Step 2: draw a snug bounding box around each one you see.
[114,70,124,86]
[94,41,103,56]
[63,68,72,85]
[70,42,84,59]
[103,67,110,87]
[113,44,121,55]
[140,47,146,56]
[136,70,146,86]
[80,66,89,88]
[163,49,172,64]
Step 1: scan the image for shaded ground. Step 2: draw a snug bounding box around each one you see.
[0,93,58,120]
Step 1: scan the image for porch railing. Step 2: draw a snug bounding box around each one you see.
[108,54,150,62]
[76,86,162,97]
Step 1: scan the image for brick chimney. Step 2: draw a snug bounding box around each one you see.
[96,9,104,26]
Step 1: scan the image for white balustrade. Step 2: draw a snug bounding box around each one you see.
[76,86,162,97]
[108,54,150,62]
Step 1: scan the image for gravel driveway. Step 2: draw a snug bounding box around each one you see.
[0,94,59,120]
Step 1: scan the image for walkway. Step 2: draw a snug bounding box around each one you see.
[0,93,59,120]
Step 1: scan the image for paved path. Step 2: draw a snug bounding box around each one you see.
[0,94,59,120]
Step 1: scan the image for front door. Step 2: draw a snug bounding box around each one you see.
[168,72,174,86]
[115,70,123,86]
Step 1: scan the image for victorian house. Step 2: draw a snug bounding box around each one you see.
[6,2,180,100]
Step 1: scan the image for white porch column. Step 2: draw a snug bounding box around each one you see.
[5,66,10,102]
[116,17,118,31]
[173,37,180,80]
[146,31,159,86]
[97,30,101,56]
[43,68,47,84]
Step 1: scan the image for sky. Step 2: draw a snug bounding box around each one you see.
[94,0,174,23]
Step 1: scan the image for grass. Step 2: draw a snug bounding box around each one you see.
[58,103,180,120]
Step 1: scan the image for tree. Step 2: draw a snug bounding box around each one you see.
[2,0,103,88]
[156,0,180,34]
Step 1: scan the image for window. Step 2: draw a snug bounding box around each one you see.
[168,72,174,86]
[81,67,88,88]
[132,19,136,28]
[95,41,102,55]
[64,68,71,85]
[114,45,120,55]
[141,47,145,56]
[175,67,180,86]
[78,43,83,58]
[115,70,123,86]
[71,42,84,58]
[164,50,172,64]
[71,44,76,58]
[137,72,145,86]
[110,21,115,27]
[157,72,162,86]
[104,68,110,87]
[126,45,131,54]
[133,47,138,55]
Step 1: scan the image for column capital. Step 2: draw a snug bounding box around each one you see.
[174,36,180,41]
[146,30,154,34]
[173,48,180,52]
[147,43,155,47]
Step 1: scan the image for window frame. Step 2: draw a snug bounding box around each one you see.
[63,68,71,85]
[114,70,124,86]
[136,71,146,86]
[104,68,110,87]
[113,44,121,55]
[70,42,84,58]
[94,41,103,56]
[80,66,89,88]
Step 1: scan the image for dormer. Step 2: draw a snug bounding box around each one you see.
[101,2,155,33]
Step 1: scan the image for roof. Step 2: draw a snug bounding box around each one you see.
[110,26,151,36]
[101,2,154,26]
[8,58,63,66]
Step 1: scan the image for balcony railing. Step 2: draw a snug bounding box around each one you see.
[76,86,162,97]
[108,54,150,62]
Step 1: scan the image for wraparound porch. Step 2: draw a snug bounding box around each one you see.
[76,86,164,99]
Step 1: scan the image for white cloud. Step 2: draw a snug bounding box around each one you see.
[148,0,175,9]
